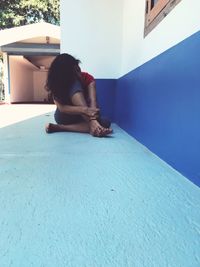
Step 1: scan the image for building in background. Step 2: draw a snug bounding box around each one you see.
[0,22,60,103]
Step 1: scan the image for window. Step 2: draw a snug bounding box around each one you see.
[144,0,182,36]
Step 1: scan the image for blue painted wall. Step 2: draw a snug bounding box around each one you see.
[96,79,116,122]
[114,31,200,186]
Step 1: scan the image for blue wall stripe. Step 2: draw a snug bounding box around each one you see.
[95,79,116,122]
[114,30,200,186]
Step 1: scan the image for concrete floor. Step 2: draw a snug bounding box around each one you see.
[0,104,200,267]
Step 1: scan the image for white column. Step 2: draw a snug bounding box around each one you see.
[3,52,10,103]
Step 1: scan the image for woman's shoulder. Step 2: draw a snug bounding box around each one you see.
[81,72,95,86]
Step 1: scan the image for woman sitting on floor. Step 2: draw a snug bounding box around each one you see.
[45,53,113,137]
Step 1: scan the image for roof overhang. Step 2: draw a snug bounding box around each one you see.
[0,43,60,56]
[0,22,60,47]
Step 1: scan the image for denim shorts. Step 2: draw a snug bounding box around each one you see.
[54,108,84,125]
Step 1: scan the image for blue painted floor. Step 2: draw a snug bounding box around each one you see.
[0,105,200,267]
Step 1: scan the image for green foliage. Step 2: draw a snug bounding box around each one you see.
[0,0,60,29]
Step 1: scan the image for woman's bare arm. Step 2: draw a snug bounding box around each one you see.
[54,99,99,118]
[87,81,98,108]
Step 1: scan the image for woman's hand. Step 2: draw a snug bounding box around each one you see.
[82,106,100,119]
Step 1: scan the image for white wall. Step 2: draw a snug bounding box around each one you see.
[60,0,123,78]
[121,0,200,76]
[9,56,35,102]
[61,0,200,78]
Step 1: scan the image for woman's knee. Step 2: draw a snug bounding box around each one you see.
[71,91,87,106]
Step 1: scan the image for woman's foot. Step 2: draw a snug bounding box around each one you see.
[45,123,61,133]
[89,120,112,137]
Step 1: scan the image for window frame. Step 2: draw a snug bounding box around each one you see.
[144,0,182,37]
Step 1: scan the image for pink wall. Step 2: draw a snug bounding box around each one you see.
[9,56,55,102]
[9,56,35,102]
[33,71,48,102]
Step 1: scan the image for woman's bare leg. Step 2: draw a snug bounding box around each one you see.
[46,92,112,136]
[71,92,112,136]
[45,121,111,137]
[45,122,89,134]
[71,91,88,109]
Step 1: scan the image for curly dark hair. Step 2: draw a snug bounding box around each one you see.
[46,53,81,104]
